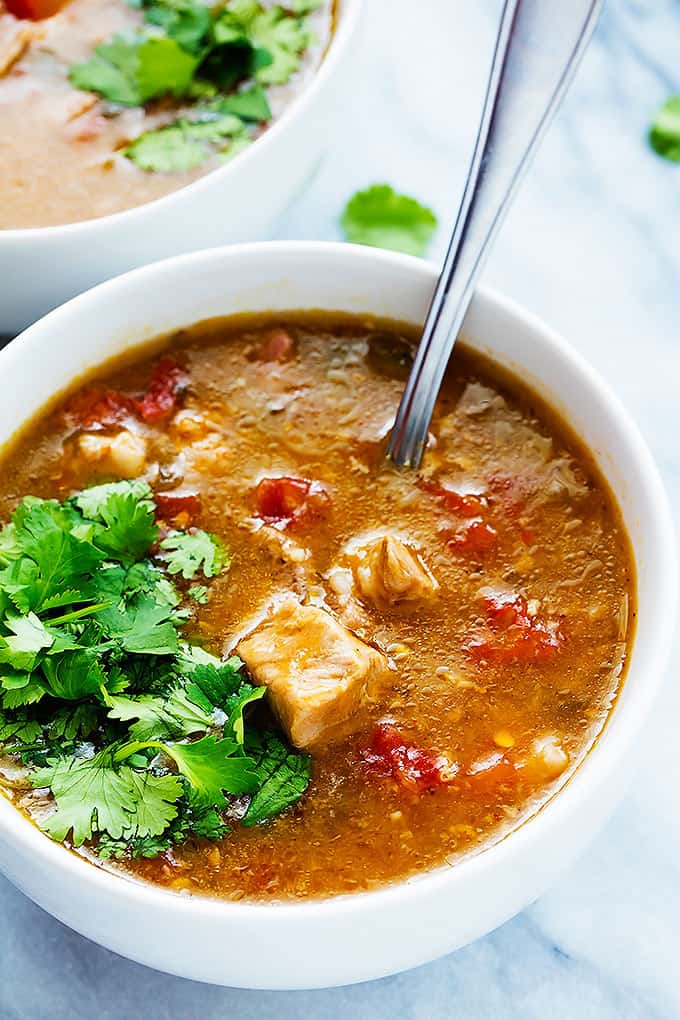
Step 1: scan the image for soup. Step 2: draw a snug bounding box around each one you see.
[0,313,634,900]
[0,0,334,228]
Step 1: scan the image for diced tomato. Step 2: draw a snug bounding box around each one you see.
[135,357,188,422]
[154,492,202,526]
[361,723,455,793]
[418,477,487,517]
[255,476,330,527]
[466,590,563,665]
[254,328,296,363]
[447,518,498,555]
[63,388,136,429]
[5,0,66,19]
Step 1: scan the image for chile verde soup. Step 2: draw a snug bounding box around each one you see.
[0,312,634,900]
[0,0,335,228]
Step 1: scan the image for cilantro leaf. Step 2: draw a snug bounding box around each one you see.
[184,654,244,708]
[91,491,158,562]
[95,594,178,655]
[0,708,42,748]
[341,184,438,257]
[188,584,208,604]
[216,2,310,86]
[125,114,247,172]
[140,0,212,54]
[226,683,266,744]
[0,612,53,671]
[242,733,311,825]
[106,685,213,740]
[69,34,198,106]
[216,84,271,121]
[42,649,107,701]
[12,501,104,611]
[159,529,226,579]
[649,96,680,163]
[34,751,138,846]
[47,704,101,742]
[125,770,183,837]
[74,480,154,520]
[161,734,258,805]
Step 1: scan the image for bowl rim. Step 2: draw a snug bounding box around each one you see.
[0,0,361,242]
[0,241,676,929]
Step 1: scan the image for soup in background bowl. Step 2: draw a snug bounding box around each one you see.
[0,243,673,988]
[0,1,360,335]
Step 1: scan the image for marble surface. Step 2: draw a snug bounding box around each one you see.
[2,0,679,1016]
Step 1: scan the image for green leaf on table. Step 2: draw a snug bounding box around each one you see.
[649,96,680,163]
[341,184,438,257]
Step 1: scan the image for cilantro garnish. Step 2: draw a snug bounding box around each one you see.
[341,184,438,257]
[68,0,317,175]
[69,34,199,107]
[125,112,249,173]
[649,96,680,163]
[159,529,226,579]
[0,482,310,859]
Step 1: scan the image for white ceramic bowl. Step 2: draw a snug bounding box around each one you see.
[0,0,361,337]
[0,243,675,989]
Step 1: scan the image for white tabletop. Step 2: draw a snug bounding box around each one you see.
[1,1,679,1015]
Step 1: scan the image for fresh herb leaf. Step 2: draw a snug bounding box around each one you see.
[34,750,138,846]
[125,770,183,837]
[42,649,107,701]
[69,34,198,106]
[74,480,154,520]
[216,2,310,86]
[140,0,212,54]
[188,584,208,604]
[159,529,226,579]
[242,732,311,825]
[226,683,266,744]
[106,685,213,740]
[95,595,179,655]
[185,654,244,708]
[216,83,271,121]
[341,184,438,257]
[159,734,258,805]
[649,96,680,163]
[125,113,247,172]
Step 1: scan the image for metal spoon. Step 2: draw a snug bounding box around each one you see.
[386,0,603,469]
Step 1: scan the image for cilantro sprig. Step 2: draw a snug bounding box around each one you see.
[649,96,680,163]
[341,184,438,257]
[0,480,310,857]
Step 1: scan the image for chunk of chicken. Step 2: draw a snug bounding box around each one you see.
[78,430,147,478]
[350,534,439,608]
[237,597,387,750]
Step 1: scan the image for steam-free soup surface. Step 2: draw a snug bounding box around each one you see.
[0,313,633,899]
[0,0,333,228]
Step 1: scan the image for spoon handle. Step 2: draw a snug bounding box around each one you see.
[386,0,603,468]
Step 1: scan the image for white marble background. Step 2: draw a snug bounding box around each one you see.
[1,0,679,1016]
